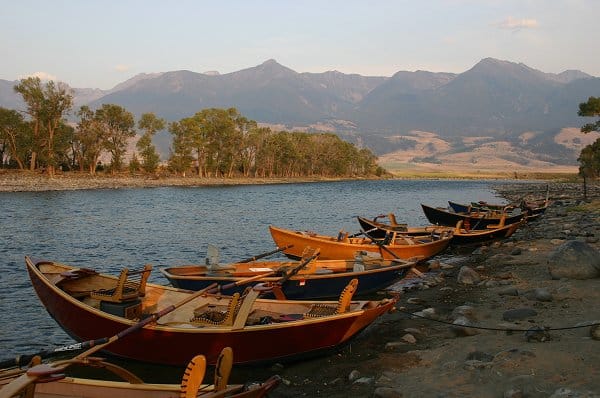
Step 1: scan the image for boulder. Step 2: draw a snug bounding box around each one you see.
[457,266,481,285]
[547,240,600,280]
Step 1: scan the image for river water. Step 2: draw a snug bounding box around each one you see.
[0,179,505,381]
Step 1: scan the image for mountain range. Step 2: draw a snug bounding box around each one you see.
[2,57,599,171]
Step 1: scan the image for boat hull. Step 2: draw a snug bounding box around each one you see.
[26,258,395,366]
[358,215,522,246]
[421,204,525,229]
[269,225,451,261]
[162,264,410,299]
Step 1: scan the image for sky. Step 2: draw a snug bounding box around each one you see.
[1,0,598,90]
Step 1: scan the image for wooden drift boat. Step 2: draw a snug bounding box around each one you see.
[421,203,526,230]
[447,199,548,221]
[25,256,397,366]
[160,248,416,300]
[0,346,280,398]
[268,225,452,261]
[356,214,453,240]
[357,214,524,246]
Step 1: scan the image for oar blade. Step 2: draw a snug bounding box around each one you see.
[214,347,233,391]
[180,354,207,398]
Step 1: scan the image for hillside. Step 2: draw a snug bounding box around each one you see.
[1,58,598,171]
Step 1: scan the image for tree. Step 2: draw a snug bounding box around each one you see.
[0,107,31,169]
[578,96,600,133]
[73,106,105,174]
[40,81,73,176]
[577,96,600,198]
[13,77,44,171]
[14,77,73,176]
[96,104,136,173]
[168,120,194,176]
[137,113,165,173]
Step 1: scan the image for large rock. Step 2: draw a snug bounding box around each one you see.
[547,240,600,280]
[457,266,481,285]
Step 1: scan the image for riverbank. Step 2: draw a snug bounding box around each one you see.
[267,181,600,398]
[0,170,579,192]
[0,171,356,192]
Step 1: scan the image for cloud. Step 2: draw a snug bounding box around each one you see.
[114,64,131,72]
[496,16,539,30]
[19,71,58,81]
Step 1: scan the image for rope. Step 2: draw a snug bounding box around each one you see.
[396,307,600,332]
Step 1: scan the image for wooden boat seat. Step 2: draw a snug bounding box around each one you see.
[304,278,358,318]
[387,213,408,231]
[486,214,506,229]
[190,293,241,326]
[89,264,152,303]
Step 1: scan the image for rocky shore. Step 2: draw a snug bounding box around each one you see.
[266,181,600,398]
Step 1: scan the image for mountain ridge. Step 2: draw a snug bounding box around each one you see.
[1,58,598,170]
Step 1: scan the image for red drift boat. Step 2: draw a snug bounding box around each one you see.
[25,256,397,366]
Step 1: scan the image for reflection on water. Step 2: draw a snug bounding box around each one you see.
[0,179,504,381]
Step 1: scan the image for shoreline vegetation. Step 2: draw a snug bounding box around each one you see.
[0,169,583,193]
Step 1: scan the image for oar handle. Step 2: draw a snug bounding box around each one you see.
[237,245,293,263]
[278,249,321,284]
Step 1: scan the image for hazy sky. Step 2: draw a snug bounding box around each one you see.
[1,0,598,89]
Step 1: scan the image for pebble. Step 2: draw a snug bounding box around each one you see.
[348,369,361,382]
[502,308,538,321]
[591,324,600,341]
[373,387,404,398]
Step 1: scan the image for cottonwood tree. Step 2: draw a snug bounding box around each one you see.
[579,96,600,133]
[96,104,136,173]
[168,118,199,176]
[13,78,43,171]
[577,96,600,198]
[137,113,165,173]
[0,107,31,169]
[74,106,105,174]
[40,81,73,176]
[14,77,73,176]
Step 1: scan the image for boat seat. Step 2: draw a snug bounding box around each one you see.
[190,293,241,326]
[304,278,358,318]
[89,264,152,303]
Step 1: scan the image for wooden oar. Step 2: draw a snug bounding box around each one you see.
[0,282,220,398]
[357,229,425,277]
[277,248,321,284]
[237,245,293,263]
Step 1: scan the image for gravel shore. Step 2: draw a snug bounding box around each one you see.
[266,181,600,398]
[0,171,336,192]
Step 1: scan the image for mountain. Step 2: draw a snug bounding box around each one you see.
[1,58,598,169]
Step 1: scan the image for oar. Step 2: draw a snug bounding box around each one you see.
[277,248,321,284]
[357,229,425,277]
[348,227,378,238]
[237,245,293,263]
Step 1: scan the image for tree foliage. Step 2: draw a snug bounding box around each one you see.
[578,96,600,133]
[577,97,600,178]
[0,107,30,169]
[13,77,74,175]
[95,104,136,173]
[137,113,165,173]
